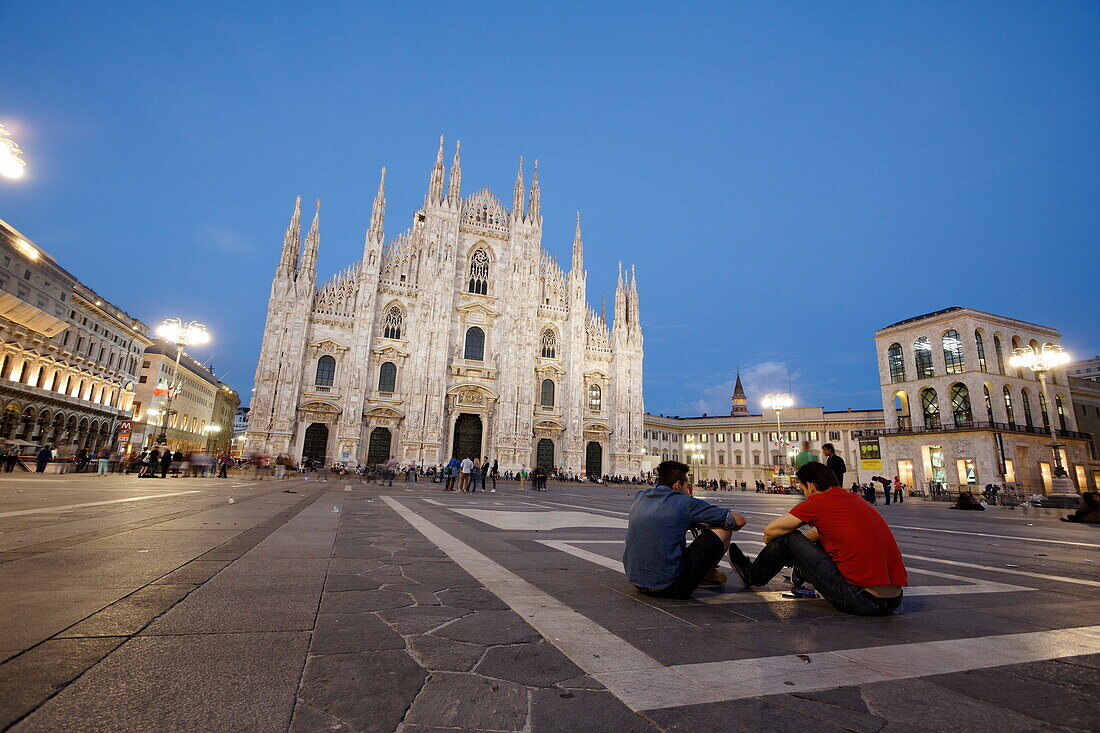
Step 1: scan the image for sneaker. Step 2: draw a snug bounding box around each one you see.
[790,566,806,589]
[727,544,753,589]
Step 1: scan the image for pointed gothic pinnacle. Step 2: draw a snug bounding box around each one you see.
[572,212,584,271]
[426,135,446,205]
[512,156,525,218]
[370,167,386,235]
[527,159,541,221]
[280,196,303,271]
[300,199,321,273]
[447,140,462,203]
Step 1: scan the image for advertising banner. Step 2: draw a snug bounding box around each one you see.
[858,437,883,471]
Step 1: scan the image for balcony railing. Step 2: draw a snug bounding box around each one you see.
[854,420,1089,441]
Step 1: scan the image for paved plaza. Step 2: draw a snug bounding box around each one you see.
[1,473,1098,732]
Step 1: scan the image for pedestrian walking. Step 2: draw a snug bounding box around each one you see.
[35,445,52,473]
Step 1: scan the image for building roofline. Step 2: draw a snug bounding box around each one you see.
[875,307,1060,338]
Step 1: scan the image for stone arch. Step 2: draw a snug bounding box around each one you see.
[892,390,911,429]
[948,382,972,425]
[919,387,940,428]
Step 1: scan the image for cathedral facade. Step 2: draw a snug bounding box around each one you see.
[245,139,645,476]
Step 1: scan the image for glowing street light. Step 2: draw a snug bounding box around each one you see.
[0,124,27,180]
[1009,343,1075,495]
[684,436,707,488]
[762,393,794,480]
[154,319,210,445]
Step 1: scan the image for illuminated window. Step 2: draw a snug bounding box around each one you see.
[949,383,972,424]
[1021,389,1034,428]
[587,383,601,410]
[914,337,934,379]
[888,343,905,383]
[921,387,940,428]
[1003,386,1016,426]
[942,330,964,375]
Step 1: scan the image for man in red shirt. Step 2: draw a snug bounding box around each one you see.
[728,461,907,616]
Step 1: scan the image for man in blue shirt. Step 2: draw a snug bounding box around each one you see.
[623,460,747,599]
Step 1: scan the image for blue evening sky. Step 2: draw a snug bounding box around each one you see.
[4,2,1098,416]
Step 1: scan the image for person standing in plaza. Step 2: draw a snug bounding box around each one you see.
[383,456,399,486]
[893,476,905,503]
[96,447,111,476]
[5,444,20,472]
[822,443,846,489]
[274,454,288,479]
[480,457,490,491]
[490,459,498,492]
[458,455,474,492]
[159,448,173,478]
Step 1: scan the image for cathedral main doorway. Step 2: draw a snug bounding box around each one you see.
[367,427,392,465]
[536,438,554,470]
[302,423,329,464]
[585,441,602,479]
[452,414,482,460]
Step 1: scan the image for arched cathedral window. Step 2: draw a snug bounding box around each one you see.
[464,327,485,361]
[315,356,336,387]
[469,249,489,295]
[588,383,602,411]
[382,306,403,340]
[377,362,397,393]
[540,379,555,407]
[540,328,557,359]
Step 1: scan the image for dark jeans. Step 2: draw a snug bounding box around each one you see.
[637,529,725,600]
[744,533,901,617]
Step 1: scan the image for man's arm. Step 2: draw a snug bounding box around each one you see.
[762,512,805,544]
[687,498,747,531]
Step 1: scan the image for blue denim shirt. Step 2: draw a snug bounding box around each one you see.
[622,485,733,590]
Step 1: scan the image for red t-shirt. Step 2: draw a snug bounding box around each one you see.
[789,487,908,588]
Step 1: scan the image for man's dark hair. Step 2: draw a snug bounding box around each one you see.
[656,460,690,487]
[795,461,838,490]
[821,443,835,453]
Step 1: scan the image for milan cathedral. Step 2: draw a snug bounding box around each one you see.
[245,138,645,476]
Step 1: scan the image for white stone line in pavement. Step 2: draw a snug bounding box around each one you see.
[422,499,445,506]
[388,495,1099,711]
[630,626,1100,711]
[0,491,202,518]
[889,525,1100,549]
[450,508,627,530]
[380,496,723,710]
[904,554,1100,588]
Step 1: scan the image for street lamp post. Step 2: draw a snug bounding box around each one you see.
[154,319,209,446]
[1009,343,1075,496]
[685,439,707,490]
[762,393,794,482]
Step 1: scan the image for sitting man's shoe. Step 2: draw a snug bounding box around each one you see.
[699,567,726,587]
[727,544,753,589]
[790,565,807,589]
